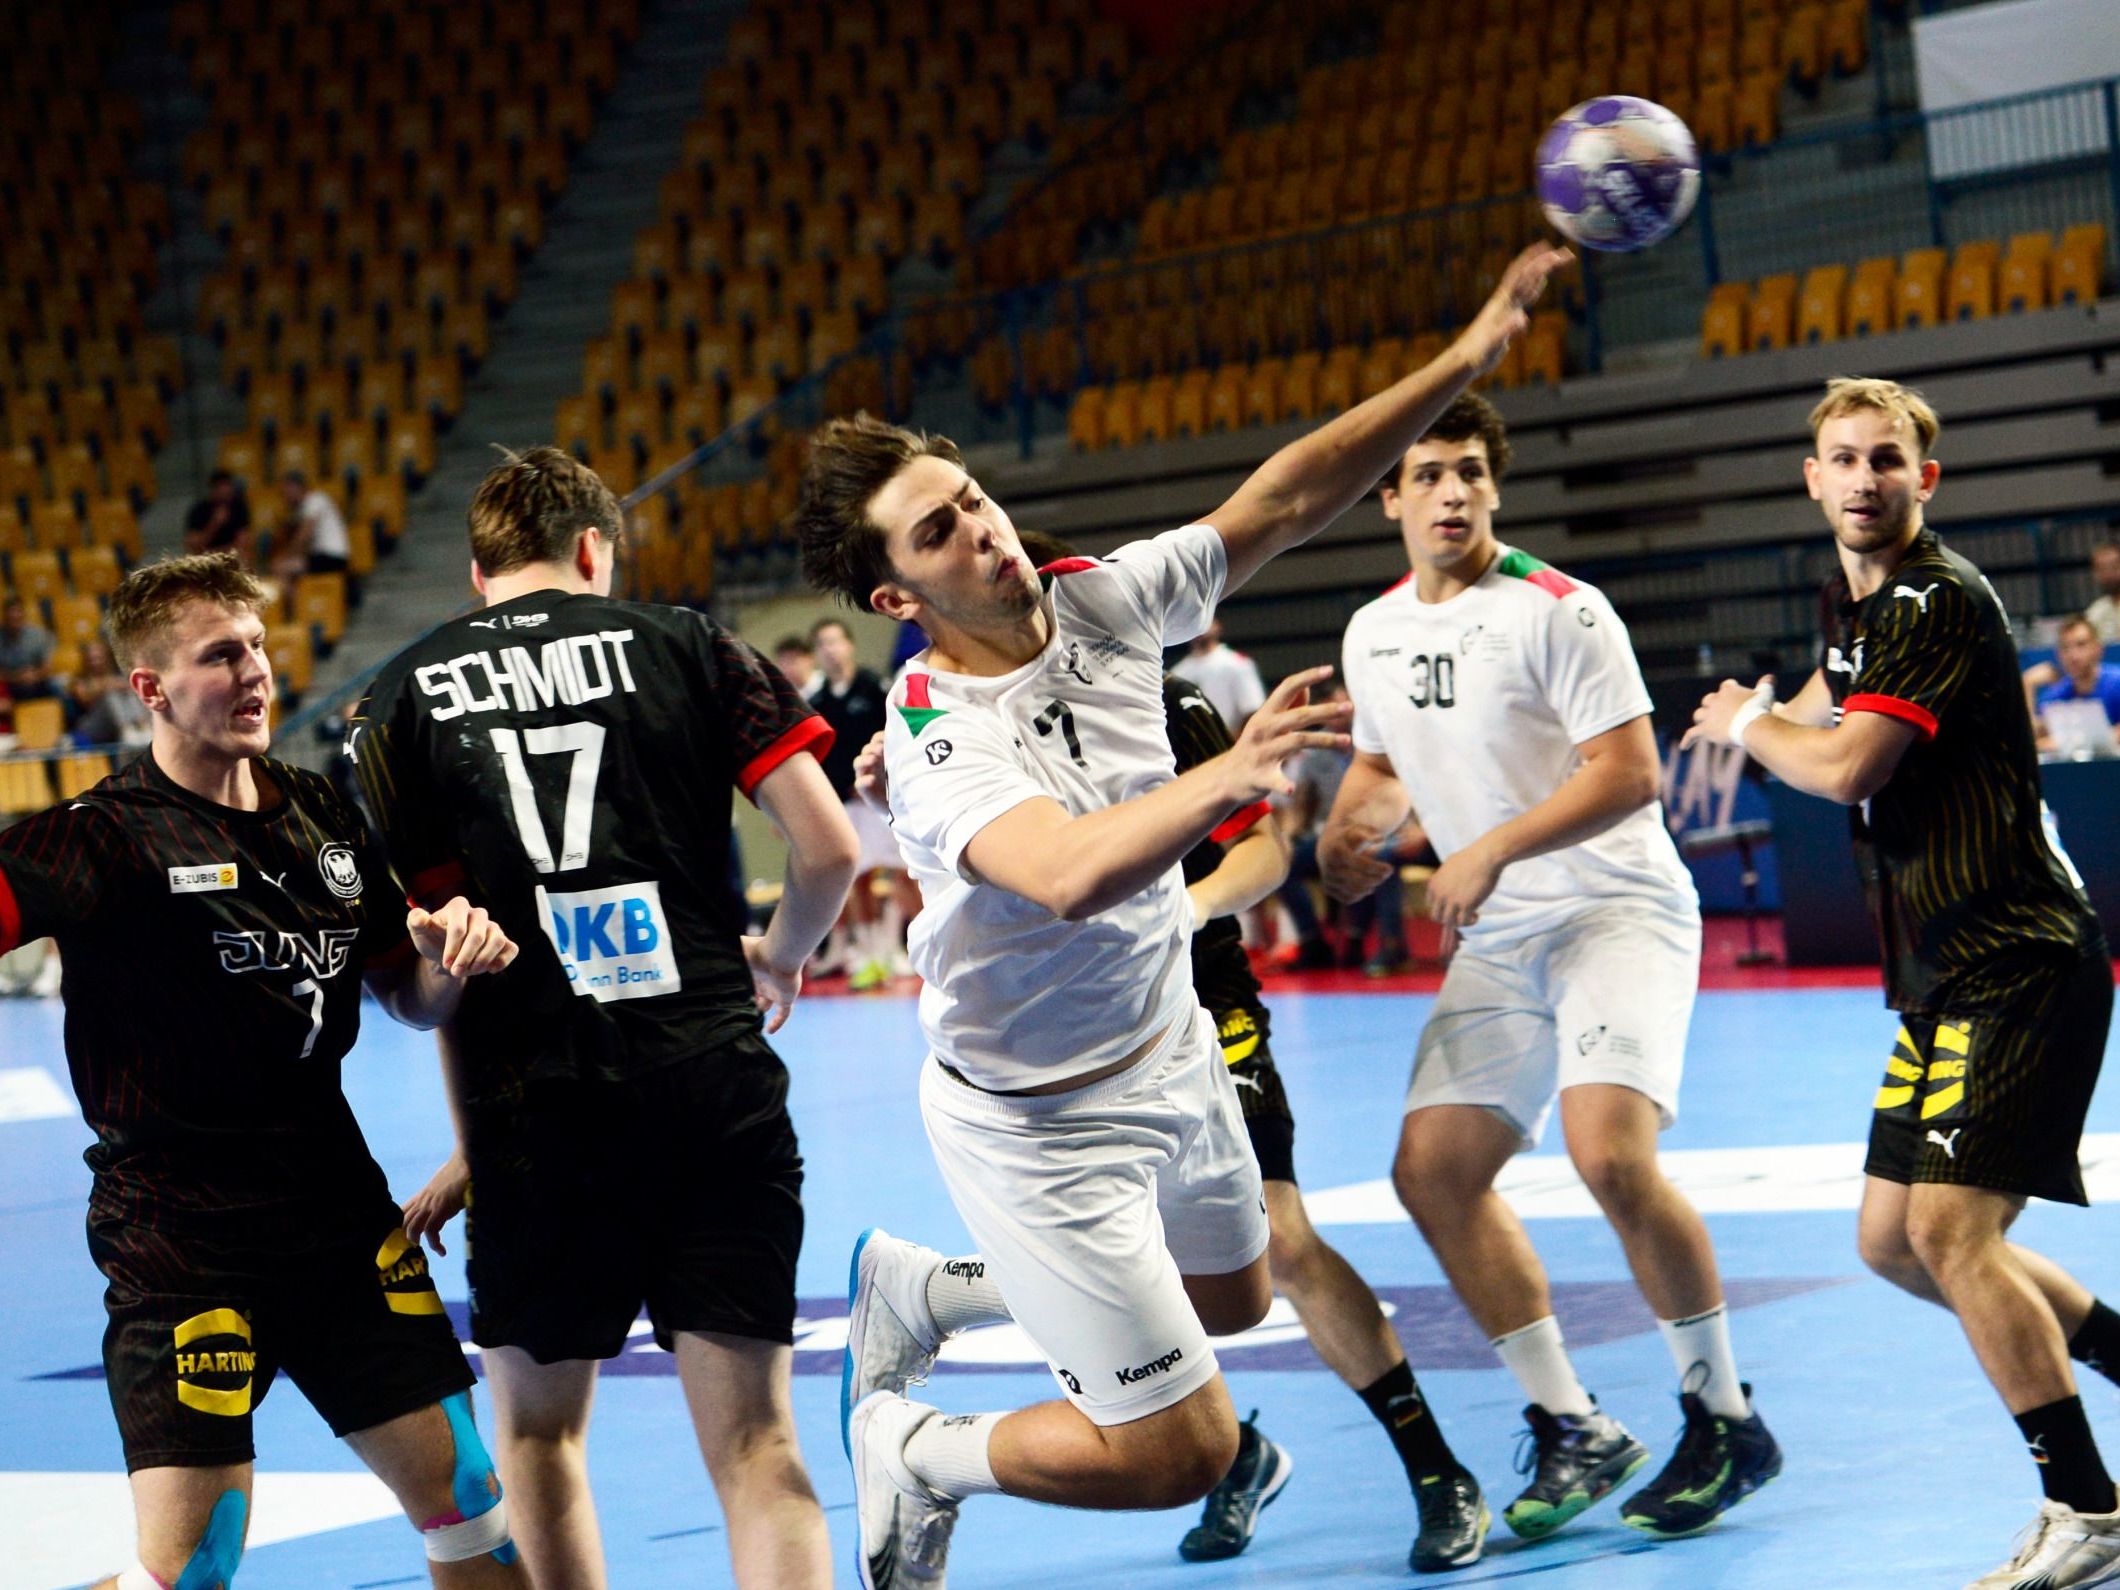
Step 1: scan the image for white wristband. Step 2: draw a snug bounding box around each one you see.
[1728,691,1773,748]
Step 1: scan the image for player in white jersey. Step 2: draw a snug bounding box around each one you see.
[1321,394,1782,1544]
[794,244,1568,1588]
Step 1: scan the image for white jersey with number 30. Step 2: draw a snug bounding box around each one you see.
[1342,546,1696,946]
[885,524,1231,1091]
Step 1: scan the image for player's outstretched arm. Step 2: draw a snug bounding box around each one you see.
[1187,811,1291,929]
[745,751,861,1032]
[1209,243,1571,594]
[1318,751,1414,902]
[1686,676,1919,803]
[368,896,519,1030]
[967,667,1351,921]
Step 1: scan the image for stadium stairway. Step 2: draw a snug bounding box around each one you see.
[107,0,246,553]
[294,0,742,737]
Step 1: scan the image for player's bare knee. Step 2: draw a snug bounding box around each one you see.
[1905,1206,1991,1280]
[1266,1220,1322,1292]
[1572,1145,1661,1227]
[1144,1417,1241,1506]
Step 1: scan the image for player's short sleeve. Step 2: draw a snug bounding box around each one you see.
[888,708,1048,884]
[1537,589,1654,745]
[699,621,835,798]
[0,800,125,952]
[1844,579,1978,740]
[1095,523,1229,649]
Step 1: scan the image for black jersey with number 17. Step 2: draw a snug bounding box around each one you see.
[350,590,831,1104]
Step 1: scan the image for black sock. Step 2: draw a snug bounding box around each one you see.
[2069,1300,2120,1387]
[1358,1361,1459,1479]
[2016,1396,2117,1514]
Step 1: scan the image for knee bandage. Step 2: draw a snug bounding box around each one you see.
[420,1390,518,1566]
[118,1486,248,1589]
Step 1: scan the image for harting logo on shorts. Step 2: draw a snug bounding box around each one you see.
[172,1308,256,1417]
[1115,1346,1184,1386]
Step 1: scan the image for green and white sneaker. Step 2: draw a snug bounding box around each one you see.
[1503,1401,1650,1540]
[1621,1386,1781,1537]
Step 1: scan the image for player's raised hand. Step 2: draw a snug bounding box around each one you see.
[408,896,519,978]
[1681,676,1774,750]
[401,1151,467,1256]
[853,729,890,815]
[1221,665,1353,803]
[1451,242,1574,378]
[742,935,802,1034]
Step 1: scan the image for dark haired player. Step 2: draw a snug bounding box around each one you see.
[0,553,524,1590]
[353,446,857,1589]
[1689,378,2120,1589]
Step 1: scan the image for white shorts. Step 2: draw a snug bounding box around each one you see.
[847,796,904,875]
[919,1004,1269,1427]
[1408,904,1701,1150]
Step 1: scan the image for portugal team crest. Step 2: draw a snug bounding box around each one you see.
[318,843,363,899]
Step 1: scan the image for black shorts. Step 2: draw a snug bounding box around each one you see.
[463,1037,805,1361]
[1865,950,2113,1206]
[1216,1006,1297,1186]
[93,1204,473,1472]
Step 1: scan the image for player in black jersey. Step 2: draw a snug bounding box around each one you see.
[352,448,858,1589]
[1688,379,2120,1587]
[0,555,524,1590]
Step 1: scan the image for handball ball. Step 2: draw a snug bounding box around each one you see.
[1536,96,1701,252]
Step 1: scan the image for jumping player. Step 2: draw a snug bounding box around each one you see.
[1321,393,1781,1544]
[0,554,524,1590]
[353,449,859,1589]
[799,241,1567,1588]
[1687,378,2120,1588]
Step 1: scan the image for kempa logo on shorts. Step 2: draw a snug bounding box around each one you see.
[169,862,238,894]
[941,1259,985,1283]
[1115,1346,1184,1386]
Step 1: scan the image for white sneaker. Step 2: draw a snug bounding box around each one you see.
[842,1228,945,1454]
[1966,1498,2120,1588]
[851,1391,958,1589]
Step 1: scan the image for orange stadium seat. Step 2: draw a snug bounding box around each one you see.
[1748,275,1797,350]
[87,500,142,560]
[1136,377,1176,443]
[1825,0,1868,73]
[1847,257,1897,336]
[14,697,65,751]
[1101,382,1142,448]
[30,503,82,552]
[0,508,24,556]
[2053,225,2107,304]
[1947,241,1997,321]
[68,544,122,598]
[11,550,66,608]
[1896,247,1947,329]
[1701,282,1748,357]
[2000,233,2052,313]
[1317,348,1360,415]
[1797,265,1848,344]
[292,573,348,647]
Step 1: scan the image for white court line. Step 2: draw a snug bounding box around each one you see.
[0,1068,72,1126]
[1300,1132,2120,1224]
[8,1471,402,1590]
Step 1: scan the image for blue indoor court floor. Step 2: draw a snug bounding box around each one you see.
[8,969,2120,1589]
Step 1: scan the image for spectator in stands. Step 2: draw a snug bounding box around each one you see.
[183,469,253,562]
[0,598,56,703]
[273,470,353,579]
[1172,617,1266,731]
[2088,536,2120,641]
[810,617,913,989]
[2031,613,2120,755]
[1276,682,1410,973]
[773,633,820,699]
[70,638,151,748]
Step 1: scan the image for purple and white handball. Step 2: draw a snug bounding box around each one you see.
[1536,95,1701,252]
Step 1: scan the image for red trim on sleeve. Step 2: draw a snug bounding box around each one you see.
[1209,801,1273,845]
[1037,557,1102,575]
[739,715,835,798]
[1525,567,1579,599]
[0,869,20,955]
[903,673,933,710]
[1844,692,1939,741]
[408,860,467,910]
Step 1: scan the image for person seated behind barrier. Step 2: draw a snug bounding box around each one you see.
[273,471,353,580]
[2025,612,2120,757]
[0,597,57,703]
[1275,683,1413,975]
[183,469,253,562]
[71,639,153,748]
[2086,537,2120,643]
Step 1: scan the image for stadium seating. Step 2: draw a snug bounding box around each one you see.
[1700,227,2108,357]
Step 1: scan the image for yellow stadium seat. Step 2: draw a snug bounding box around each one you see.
[13,697,65,751]
[1896,247,1947,329]
[68,545,122,598]
[86,501,141,561]
[1748,275,1798,350]
[2053,226,2107,305]
[266,625,314,694]
[1947,241,1998,321]
[49,595,103,651]
[1101,382,1142,449]
[0,758,55,813]
[2000,234,2051,314]
[1797,265,1848,344]
[292,573,348,646]
[1067,388,1104,452]
[1847,258,1897,336]
[55,754,111,800]
[30,504,82,553]
[1136,377,1176,443]
[1701,283,1748,357]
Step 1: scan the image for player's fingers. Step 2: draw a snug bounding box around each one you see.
[1439,923,1460,958]
[439,908,474,972]
[1263,664,1333,711]
[1678,724,1705,751]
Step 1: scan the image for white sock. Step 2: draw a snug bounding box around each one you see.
[926,1255,1012,1335]
[1659,1303,1749,1418]
[904,1409,1005,1500]
[1491,1315,1595,1417]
